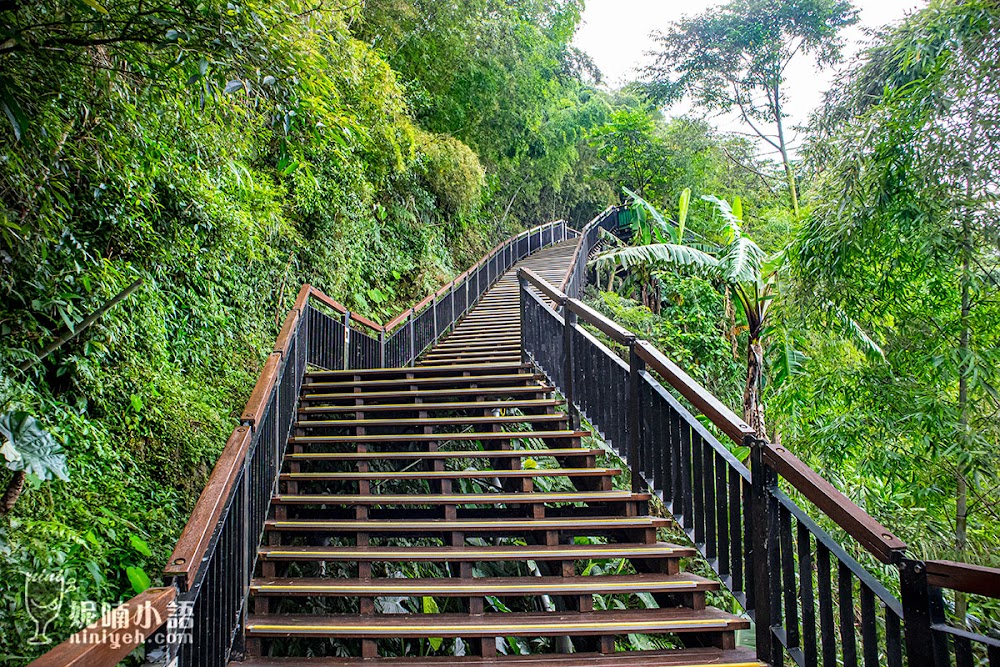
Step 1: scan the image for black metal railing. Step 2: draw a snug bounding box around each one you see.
[519,266,1000,667]
[307,219,571,371]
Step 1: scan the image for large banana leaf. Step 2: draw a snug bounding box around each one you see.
[718,236,765,284]
[589,243,720,276]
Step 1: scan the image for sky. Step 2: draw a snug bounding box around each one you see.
[573,0,923,159]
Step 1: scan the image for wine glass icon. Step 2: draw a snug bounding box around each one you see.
[24,573,65,645]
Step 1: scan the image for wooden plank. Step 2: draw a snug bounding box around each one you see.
[235,646,763,666]
[284,447,598,461]
[288,429,590,444]
[280,467,619,481]
[762,443,907,564]
[635,341,754,444]
[297,399,563,414]
[28,588,176,667]
[240,351,282,425]
[245,607,747,638]
[925,559,1000,597]
[271,490,643,505]
[250,573,718,597]
[257,542,696,563]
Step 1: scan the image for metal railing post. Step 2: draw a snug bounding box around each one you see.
[899,559,941,667]
[750,437,777,664]
[627,337,644,494]
[407,310,415,367]
[342,310,351,370]
[450,283,456,330]
[432,296,438,341]
[518,273,528,365]
[562,298,579,430]
[378,330,385,368]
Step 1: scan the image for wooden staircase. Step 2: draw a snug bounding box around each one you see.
[237,241,758,666]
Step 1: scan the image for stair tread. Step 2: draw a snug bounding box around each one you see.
[245,607,749,637]
[296,415,567,427]
[298,399,563,413]
[280,467,620,480]
[306,363,530,377]
[265,516,669,531]
[289,430,591,443]
[304,374,542,389]
[257,542,696,562]
[232,649,763,666]
[284,448,599,461]
[299,386,554,400]
[250,573,720,596]
[271,490,646,504]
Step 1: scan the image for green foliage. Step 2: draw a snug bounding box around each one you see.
[0,413,68,483]
[414,129,486,220]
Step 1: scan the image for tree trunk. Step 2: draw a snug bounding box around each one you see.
[743,337,767,439]
[773,83,801,219]
[955,200,973,625]
[0,470,26,516]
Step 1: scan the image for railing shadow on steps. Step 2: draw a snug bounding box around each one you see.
[28,220,572,667]
[518,206,1000,667]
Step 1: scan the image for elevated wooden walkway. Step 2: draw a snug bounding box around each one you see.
[237,241,757,665]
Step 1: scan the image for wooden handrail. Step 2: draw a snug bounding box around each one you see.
[925,559,1000,597]
[520,267,564,304]
[164,426,252,585]
[635,340,754,444]
[518,267,914,567]
[29,587,176,666]
[239,351,282,425]
[762,443,907,564]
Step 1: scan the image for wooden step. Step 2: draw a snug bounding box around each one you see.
[279,467,620,482]
[295,414,567,428]
[298,386,553,402]
[298,399,563,415]
[420,355,523,365]
[288,430,591,445]
[257,542,696,564]
[284,448,599,462]
[271,490,645,505]
[233,648,764,666]
[244,607,748,639]
[250,573,719,598]
[264,515,669,536]
[306,363,530,379]
[302,373,542,390]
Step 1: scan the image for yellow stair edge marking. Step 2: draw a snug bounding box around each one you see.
[248,619,730,633]
[255,581,702,593]
[274,492,631,502]
[261,547,682,558]
[270,517,661,529]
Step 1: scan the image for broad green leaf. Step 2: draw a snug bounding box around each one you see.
[129,535,153,557]
[0,412,69,481]
[126,566,150,594]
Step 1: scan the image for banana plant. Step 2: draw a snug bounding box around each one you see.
[591,193,884,439]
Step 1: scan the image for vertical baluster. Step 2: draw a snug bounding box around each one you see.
[679,418,693,530]
[816,543,837,666]
[692,432,705,547]
[627,339,644,493]
[704,443,717,563]
[885,610,903,667]
[798,521,818,667]
[779,503,800,651]
[860,586,880,667]
[731,469,745,597]
[839,562,858,667]
[715,453,730,579]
